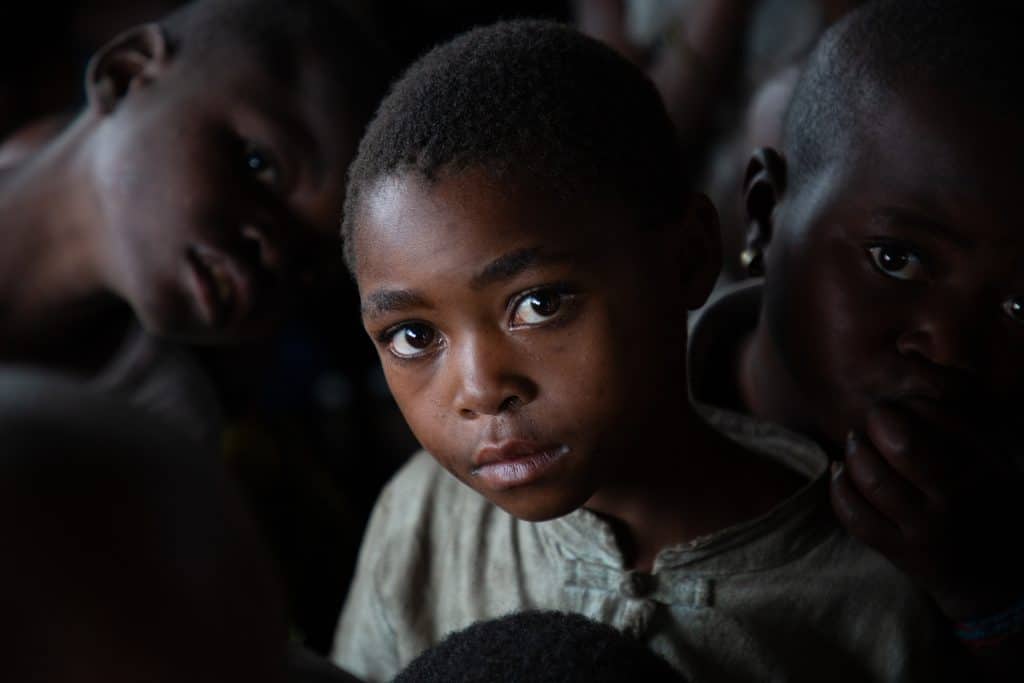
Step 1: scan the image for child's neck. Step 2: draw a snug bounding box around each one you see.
[585,402,805,573]
[0,116,128,373]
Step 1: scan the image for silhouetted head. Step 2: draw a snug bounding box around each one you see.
[0,369,288,683]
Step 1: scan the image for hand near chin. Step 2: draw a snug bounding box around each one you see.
[829,401,1023,625]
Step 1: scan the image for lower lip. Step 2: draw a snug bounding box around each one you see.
[186,252,224,327]
[895,395,951,425]
[471,445,570,490]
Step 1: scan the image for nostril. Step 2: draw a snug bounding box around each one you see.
[241,225,283,272]
[237,234,263,268]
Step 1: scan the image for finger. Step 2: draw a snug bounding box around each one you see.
[844,430,929,534]
[830,460,904,560]
[864,403,955,499]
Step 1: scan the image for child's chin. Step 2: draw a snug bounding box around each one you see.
[487,486,593,523]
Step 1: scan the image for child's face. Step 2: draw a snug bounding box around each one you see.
[95,47,357,343]
[762,91,1024,447]
[354,170,697,521]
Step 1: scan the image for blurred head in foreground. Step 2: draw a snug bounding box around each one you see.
[0,369,288,683]
[393,610,687,683]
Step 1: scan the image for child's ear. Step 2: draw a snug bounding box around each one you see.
[742,147,787,277]
[678,192,722,311]
[85,24,170,115]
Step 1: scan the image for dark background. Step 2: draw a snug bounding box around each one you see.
[0,0,572,654]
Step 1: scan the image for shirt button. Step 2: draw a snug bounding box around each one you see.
[620,570,655,598]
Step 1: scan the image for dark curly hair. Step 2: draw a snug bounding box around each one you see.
[784,0,1021,189]
[392,610,687,683]
[341,19,685,272]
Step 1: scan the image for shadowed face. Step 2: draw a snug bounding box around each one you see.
[94,42,356,343]
[353,169,704,521]
[761,91,1024,449]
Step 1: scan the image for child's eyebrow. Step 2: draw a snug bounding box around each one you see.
[361,289,431,319]
[873,207,975,249]
[470,247,570,290]
[361,247,573,320]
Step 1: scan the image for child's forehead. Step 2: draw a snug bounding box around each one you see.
[363,170,622,247]
[353,170,637,285]
[168,46,357,173]
[867,85,1018,171]
[802,91,1023,235]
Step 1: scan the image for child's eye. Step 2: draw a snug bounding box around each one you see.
[867,245,926,281]
[243,141,279,186]
[1002,296,1024,324]
[386,323,440,359]
[510,289,569,327]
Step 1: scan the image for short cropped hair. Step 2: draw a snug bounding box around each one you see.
[783,0,1021,187]
[160,0,393,125]
[393,611,687,683]
[342,19,685,270]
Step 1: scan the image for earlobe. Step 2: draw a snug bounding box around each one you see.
[679,192,723,311]
[85,23,169,114]
[741,147,787,277]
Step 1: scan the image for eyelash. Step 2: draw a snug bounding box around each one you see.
[241,138,282,188]
[1002,297,1024,325]
[864,241,1024,327]
[376,284,580,361]
[865,240,929,282]
[376,320,443,363]
[506,283,578,328]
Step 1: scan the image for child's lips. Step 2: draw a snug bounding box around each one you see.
[888,389,965,427]
[471,440,570,490]
[894,395,947,426]
[186,245,255,328]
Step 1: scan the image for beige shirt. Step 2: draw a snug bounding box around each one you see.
[332,406,962,682]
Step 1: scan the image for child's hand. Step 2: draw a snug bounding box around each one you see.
[829,401,1022,622]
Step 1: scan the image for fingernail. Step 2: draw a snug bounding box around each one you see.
[845,430,857,457]
[831,461,844,481]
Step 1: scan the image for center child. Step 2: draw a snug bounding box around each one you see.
[331,20,957,682]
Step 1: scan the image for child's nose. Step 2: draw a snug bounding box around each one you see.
[240,224,286,274]
[895,299,980,373]
[451,335,538,419]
